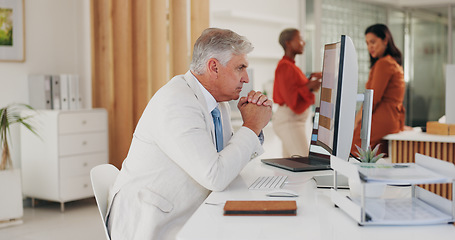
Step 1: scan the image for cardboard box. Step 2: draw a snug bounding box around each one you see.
[426,121,455,135]
[450,124,455,135]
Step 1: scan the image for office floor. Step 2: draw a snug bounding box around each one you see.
[0,198,105,240]
[0,124,283,240]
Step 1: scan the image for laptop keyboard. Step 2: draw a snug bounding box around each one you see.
[248,175,288,190]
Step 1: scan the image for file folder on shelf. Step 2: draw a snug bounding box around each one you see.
[330,154,455,226]
[28,75,53,109]
[59,74,70,110]
[28,74,81,110]
[68,74,80,109]
[51,75,61,110]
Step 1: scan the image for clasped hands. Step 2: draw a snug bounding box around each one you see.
[238,91,273,136]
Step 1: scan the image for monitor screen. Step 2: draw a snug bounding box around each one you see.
[317,42,340,152]
[316,35,358,160]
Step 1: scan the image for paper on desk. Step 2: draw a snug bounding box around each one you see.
[356,163,452,184]
[351,197,453,225]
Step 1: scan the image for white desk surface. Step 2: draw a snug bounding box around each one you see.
[177,157,455,240]
[384,128,455,143]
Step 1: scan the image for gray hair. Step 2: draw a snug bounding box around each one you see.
[190,28,254,75]
[279,28,299,50]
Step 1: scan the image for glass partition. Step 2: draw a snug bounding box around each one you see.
[304,1,450,127]
[453,6,455,63]
[408,10,447,126]
[320,0,387,93]
[305,0,315,74]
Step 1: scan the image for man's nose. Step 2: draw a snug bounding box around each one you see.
[242,72,249,83]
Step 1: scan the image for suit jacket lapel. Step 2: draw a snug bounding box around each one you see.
[183,71,217,146]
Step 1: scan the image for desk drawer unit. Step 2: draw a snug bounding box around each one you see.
[59,132,108,156]
[21,109,108,211]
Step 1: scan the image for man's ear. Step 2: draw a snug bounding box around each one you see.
[207,58,219,78]
[284,40,291,51]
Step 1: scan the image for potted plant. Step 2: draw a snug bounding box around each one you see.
[0,103,37,226]
[354,144,385,164]
[349,144,386,198]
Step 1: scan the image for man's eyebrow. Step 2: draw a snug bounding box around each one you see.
[239,64,248,68]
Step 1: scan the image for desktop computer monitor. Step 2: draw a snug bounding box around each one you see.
[317,35,358,161]
[261,35,358,174]
[312,35,360,188]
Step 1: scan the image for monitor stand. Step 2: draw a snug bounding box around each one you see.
[313,173,349,189]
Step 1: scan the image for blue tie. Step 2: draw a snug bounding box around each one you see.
[211,107,223,152]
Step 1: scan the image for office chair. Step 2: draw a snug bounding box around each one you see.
[90,164,119,240]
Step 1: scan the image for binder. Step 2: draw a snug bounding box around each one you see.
[68,74,80,109]
[51,75,61,110]
[59,74,70,110]
[28,75,53,109]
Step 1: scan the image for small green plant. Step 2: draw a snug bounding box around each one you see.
[0,103,38,170]
[354,144,385,163]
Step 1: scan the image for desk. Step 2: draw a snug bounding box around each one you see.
[384,129,455,164]
[177,158,455,240]
[384,129,455,199]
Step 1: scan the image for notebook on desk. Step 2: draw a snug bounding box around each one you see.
[224,200,297,216]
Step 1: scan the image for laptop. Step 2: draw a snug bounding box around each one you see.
[261,153,350,188]
[261,109,350,188]
[261,109,332,172]
[261,152,331,172]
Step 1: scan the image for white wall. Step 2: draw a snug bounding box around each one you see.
[210,0,302,97]
[0,0,91,167]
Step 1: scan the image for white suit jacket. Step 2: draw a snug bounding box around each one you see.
[107,71,264,239]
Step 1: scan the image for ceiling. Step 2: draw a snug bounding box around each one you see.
[358,0,455,8]
[358,0,455,18]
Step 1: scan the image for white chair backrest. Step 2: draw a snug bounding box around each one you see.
[90,164,119,240]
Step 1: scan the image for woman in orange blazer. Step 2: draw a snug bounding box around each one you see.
[351,24,405,156]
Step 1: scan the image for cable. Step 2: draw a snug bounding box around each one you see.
[284,178,313,185]
[349,152,361,162]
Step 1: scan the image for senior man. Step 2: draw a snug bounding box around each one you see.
[107,28,273,239]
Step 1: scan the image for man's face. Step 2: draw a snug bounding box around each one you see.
[213,54,249,102]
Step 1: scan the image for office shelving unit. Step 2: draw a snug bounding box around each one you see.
[21,109,108,211]
[330,154,455,226]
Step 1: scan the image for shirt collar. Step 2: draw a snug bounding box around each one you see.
[282,55,296,64]
[190,72,218,112]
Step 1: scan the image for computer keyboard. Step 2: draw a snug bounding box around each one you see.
[248,175,288,190]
